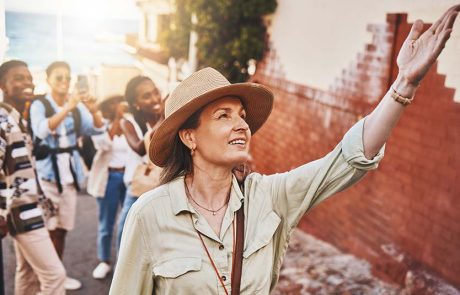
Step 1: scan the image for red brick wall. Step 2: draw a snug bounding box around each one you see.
[251,14,460,288]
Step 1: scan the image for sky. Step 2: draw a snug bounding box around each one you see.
[5,0,140,19]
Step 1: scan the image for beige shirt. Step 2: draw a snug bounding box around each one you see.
[110,118,385,295]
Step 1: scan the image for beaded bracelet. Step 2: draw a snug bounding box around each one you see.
[390,87,413,106]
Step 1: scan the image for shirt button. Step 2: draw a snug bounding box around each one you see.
[219,244,224,251]
[222,276,227,281]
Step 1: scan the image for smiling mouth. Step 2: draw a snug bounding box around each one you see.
[229,139,246,146]
[23,88,33,94]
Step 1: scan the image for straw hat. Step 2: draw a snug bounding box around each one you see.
[149,67,274,167]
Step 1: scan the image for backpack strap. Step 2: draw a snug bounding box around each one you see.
[0,102,13,113]
[27,95,55,138]
[71,107,81,137]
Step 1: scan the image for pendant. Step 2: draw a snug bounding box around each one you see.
[213,211,216,216]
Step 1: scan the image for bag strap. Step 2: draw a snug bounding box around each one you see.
[0,102,13,112]
[231,190,245,295]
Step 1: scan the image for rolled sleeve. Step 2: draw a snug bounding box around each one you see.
[342,117,385,170]
[29,100,52,139]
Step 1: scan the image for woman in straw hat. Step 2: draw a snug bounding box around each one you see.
[110,5,459,294]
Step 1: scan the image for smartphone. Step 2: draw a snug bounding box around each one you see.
[75,75,89,95]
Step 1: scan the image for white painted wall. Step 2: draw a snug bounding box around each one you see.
[268,0,460,100]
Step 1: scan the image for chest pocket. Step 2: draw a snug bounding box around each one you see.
[243,211,281,258]
[153,257,202,278]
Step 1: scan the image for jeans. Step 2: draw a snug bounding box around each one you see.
[96,171,126,262]
[116,189,137,252]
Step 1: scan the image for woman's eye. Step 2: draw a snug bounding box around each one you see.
[218,113,228,119]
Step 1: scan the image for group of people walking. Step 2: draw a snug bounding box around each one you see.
[0,59,164,294]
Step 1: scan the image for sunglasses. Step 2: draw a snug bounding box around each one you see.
[55,75,71,82]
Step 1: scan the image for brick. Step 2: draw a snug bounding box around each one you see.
[252,13,460,288]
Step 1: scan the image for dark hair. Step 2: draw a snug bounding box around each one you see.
[99,95,124,119]
[124,75,157,135]
[159,108,204,185]
[46,61,71,77]
[0,60,28,82]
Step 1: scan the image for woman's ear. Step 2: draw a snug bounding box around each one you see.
[178,129,195,150]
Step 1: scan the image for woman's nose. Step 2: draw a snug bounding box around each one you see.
[234,116,249,132]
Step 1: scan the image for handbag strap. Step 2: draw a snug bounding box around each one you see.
[231,198,244,295]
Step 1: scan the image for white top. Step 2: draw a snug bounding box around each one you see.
[108,134,129,168]
[87,126,129,197]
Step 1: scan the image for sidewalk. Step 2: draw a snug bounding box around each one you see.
[3,193,401,295]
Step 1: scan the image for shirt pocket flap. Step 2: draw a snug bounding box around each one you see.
[243,211,281,258]
[153,257,202,278]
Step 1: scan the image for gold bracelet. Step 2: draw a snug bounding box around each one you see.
[390,87,413,106]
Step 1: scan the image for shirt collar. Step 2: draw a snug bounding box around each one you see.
[170,174,245,216]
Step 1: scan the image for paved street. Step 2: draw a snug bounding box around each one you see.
[2,192,402,295]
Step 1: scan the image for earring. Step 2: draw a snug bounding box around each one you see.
[190,144,196,156]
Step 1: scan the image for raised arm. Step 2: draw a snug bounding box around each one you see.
[363,5,460,159]
[120,118,146,156]
[47,93,81,131]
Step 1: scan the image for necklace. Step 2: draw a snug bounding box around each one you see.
[184,180,230,216]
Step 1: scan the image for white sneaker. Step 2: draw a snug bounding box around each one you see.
[92,262,112,279]
[64,277,82,290]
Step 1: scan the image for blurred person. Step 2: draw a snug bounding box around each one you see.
[110,6,460,294]
[0,60,66,295]
[29,61,104,290]
[116,76,163,251]
[87,95,129,279]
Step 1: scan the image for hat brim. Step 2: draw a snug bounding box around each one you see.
[149,82,274,167]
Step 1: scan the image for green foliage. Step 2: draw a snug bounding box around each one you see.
[159,0,277,82]
[158,0,192,59]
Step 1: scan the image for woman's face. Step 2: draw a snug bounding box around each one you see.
[188,96,251,168]
[134,80,162,117]
[47,66,71,95]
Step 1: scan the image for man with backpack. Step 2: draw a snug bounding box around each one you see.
[0,60,66,294]
[28,61,104,290]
